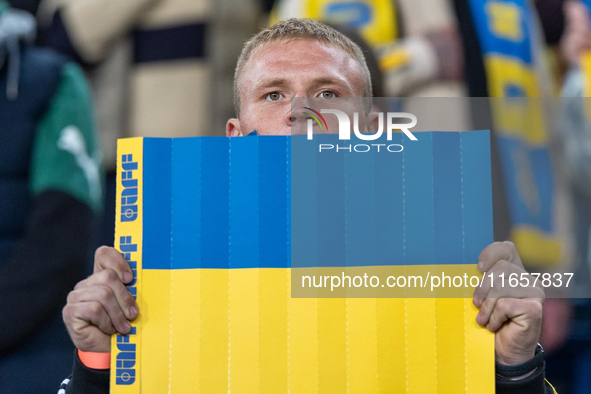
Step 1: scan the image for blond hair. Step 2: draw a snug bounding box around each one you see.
[233,18,373,117]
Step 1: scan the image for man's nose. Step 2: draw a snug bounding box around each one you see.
[285,108,313,127]
[286,108,313,135]
[286,97,319,134]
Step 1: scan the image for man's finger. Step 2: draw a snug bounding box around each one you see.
[67,286,134,333]
[94,246,134,283]
[486,298,514,332]
[80,270,138,319]
[486,298,542,332]
[473,259,511,303]
[66,301,119,336]
[473,275,491,307]
[477,241,523,273]
[476,297,498,326]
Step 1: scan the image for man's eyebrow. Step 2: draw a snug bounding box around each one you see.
[252,76,354,94]
[310,76,354,93]
[253,78,289,90]
[311,77,347,86]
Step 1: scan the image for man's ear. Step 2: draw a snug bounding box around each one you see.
[226,118,244,137]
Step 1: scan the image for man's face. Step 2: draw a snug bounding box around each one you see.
[226,38,366,136]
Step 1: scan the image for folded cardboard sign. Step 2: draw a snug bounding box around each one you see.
[111,131,494,393]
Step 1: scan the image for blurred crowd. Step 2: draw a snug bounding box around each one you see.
[0,0,590,392]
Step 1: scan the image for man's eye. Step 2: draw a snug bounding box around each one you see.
[320,91,336,99]
[266,92,283,101]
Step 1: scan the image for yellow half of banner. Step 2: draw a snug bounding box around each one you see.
[128,268,494,394]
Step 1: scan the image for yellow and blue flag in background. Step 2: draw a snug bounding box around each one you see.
[468,0,562,266]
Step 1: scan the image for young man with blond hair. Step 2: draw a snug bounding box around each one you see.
[59,19,552,393]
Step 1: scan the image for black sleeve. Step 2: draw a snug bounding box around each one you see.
[61,356,556,394]
[496,361,556,394]
[63,350,110,393]
[0,190,93,355]
[59,345,559,393]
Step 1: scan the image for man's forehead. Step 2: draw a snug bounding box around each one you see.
[241,38,363,91]
[252,75,351,91]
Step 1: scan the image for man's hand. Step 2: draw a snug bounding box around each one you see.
[473,241,544,366]
[62,246,138,353]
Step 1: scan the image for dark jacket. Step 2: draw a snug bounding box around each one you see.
[0,3,101,392]
[61,349,557,393]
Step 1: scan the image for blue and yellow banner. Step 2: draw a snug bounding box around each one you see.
[112,132,494,393]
